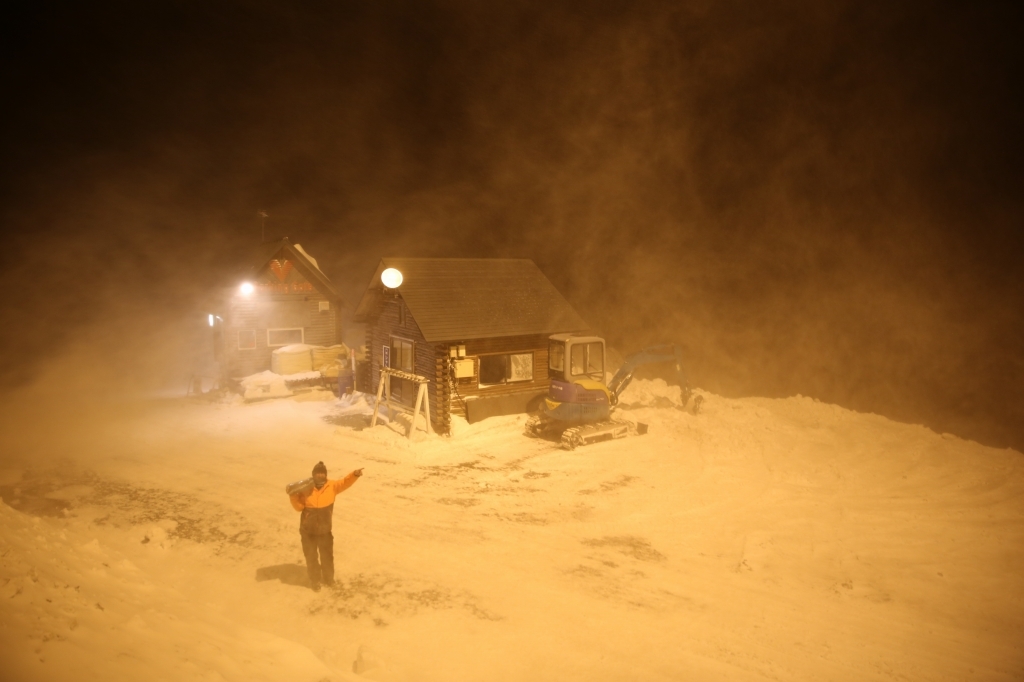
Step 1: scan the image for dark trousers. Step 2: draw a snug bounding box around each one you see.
[300,532,334,588]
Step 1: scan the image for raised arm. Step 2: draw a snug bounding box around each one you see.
[332,469,363,494]
[289,493,305,511]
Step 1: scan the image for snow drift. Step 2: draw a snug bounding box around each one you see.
[0,379,1021,681]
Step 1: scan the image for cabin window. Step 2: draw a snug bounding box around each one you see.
[397,302,406,326]
[478,352,534,386]
[238,330,257,350]
[390,337,414,372]
[267,328,304,347]
[570,342,603,379]
[509,353,534,382]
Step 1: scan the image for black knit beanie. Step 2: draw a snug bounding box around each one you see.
[312,461,327,475]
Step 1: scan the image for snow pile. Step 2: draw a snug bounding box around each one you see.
[239,370,292,401]
[238,370,322,401]
[616,377,687,408]
[335,390,375,415]
[1,388,1022,681]
[0,501,345,682]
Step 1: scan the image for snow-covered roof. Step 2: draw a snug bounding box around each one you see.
[353,258,590,342]
[292,244,322,274]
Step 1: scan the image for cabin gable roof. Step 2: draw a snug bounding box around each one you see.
[354,258,590,343]
[247,238,343,302]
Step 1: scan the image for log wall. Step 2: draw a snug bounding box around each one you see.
[365,293,553,435]
[223,293,339,378]
[365,296,437,419]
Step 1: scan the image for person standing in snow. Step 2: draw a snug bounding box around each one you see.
[289,461,362,591]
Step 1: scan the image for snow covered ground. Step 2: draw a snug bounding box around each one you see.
[1,380,1022,681]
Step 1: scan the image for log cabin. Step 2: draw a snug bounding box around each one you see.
[353,258,591,434]
[219,238,345,379]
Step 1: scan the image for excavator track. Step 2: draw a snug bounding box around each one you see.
[559,418,642,450]
[524,415,548,438]
[526,413,649,450]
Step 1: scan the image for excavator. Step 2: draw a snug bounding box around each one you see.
[524,333,702,450]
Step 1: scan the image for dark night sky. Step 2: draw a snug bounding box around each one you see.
[1,1,1021,449]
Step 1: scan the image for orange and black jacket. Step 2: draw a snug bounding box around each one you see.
[289,471,359,535]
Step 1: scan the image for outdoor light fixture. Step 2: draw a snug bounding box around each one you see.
[239,281,255,296]
[208,314,214,327]
[381,268,403,288]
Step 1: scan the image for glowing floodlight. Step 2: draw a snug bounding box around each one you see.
[381,268,403,289]
[239,281,255,296]
[208,314,214,327]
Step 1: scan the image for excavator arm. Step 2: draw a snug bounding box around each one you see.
[607,344,693,408]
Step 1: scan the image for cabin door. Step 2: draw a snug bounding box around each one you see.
[389,337,417,408]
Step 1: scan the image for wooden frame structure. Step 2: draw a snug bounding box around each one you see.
[370,367,433,437]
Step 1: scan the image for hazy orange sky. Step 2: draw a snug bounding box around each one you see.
[1,0,1021,449]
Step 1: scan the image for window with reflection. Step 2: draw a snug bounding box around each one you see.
[569,342,603,379]
[549,341,564,372]
[478,352,534,386]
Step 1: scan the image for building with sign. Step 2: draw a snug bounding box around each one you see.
[353,258,591,434]
[218,238,345,379]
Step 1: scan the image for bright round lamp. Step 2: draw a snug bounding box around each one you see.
[239,281,255,296]
[381,268,403,288]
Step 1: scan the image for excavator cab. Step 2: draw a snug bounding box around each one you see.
[546,334,611,407]
[548,333,605,383]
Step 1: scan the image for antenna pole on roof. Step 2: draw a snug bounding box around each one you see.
[258,210,269,243]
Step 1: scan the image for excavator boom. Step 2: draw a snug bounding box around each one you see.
[607,344,692,406]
